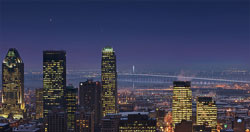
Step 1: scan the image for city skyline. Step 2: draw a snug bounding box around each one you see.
[0,0,249,132]
[1,0,249,71]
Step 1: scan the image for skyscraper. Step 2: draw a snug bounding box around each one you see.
[172,81,192,128]
[1,48,25,119]
[35,88,43,119]
[101,46,118,117]
[79,80,101,127]
[43,51,66,131]
[196,97,217,131]
[65,86,78,132]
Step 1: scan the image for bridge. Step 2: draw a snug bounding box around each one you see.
[117,73,250,85]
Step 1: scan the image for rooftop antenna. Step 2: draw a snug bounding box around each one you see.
[132,65,135,90]
[132,65,135,74]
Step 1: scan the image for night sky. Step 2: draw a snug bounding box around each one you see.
[0,0,249,71]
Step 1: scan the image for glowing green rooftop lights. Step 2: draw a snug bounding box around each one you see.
[102,46,114,52]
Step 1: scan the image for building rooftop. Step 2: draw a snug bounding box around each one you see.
[102,46,114,52]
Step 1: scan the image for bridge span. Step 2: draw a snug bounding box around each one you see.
[117,73,250,85]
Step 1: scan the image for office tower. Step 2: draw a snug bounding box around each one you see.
[196,97,217,131]
[119,113,157,132]
[172,81,192,128]
[1,48,25,119]
[43,50,66,131]
[79,80,101,126]
[101,46,118,117]
[35,88,43,119]
[47,107,67,132]
[65,86,78,132]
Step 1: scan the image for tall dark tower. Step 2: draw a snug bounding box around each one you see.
[65,86,78,132]
[36,88,43,119]
[101,46,118,117]
[1,48,25,119]
[43,51,66,131]
[79,80,101,127]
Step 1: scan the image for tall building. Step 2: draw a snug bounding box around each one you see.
[43,51,66,131]
[172,81,192,128]
[35,88,43,119]
[196,97,217,131]
[101,46,118,117]
[79,80,101,127]
[1,48,25,119]
[65,86,78,132]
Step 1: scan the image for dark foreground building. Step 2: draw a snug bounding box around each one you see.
[35,88,43,119]
[119,113,157,131]
[174,120,193,132]
[65,86,78,132]
[47,107,67,132]
[79,80,101,127]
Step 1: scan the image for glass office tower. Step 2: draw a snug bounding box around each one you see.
[196,97,217,131]
[172,81,192,128]
[101,46,118,117]
[2,48,25,119]
[43,51,66,131]
[65,86,77,132]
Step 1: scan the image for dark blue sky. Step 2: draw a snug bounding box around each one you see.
[0,0,249,71]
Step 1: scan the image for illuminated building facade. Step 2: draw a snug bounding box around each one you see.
[35,88,43,119]
[101,46,118,117]
[172,81,192,128]
[79,80,101,127]
[196,97,217,131]
[1,48,25,119]
[76,108,94,132]
[43,51,66,131]
[65,86,78,132]
[119,113,157,132]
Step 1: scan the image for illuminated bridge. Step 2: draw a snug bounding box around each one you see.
[117,73,250,85]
